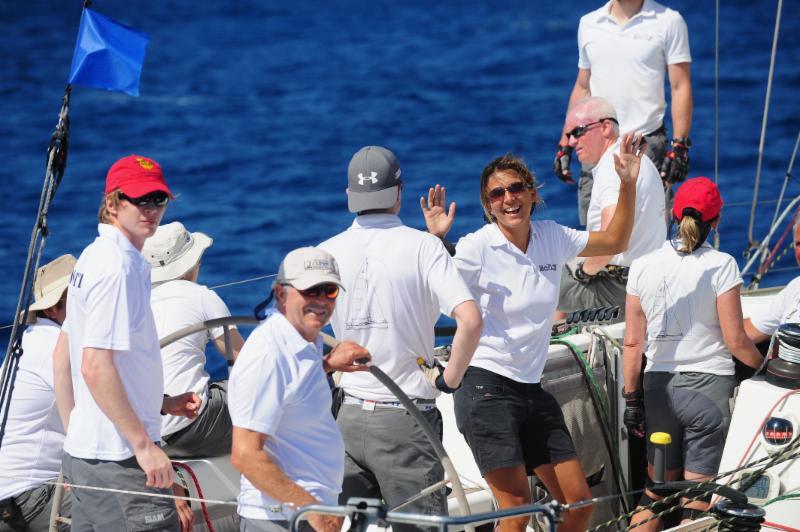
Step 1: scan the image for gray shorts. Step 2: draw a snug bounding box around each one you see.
[164,381,231,458]
[62,454,180,531]
[577,126,668,226]
[557,263,627,316]
[0,483,72,532]
[643,372,736,475]
[337,403,445,532]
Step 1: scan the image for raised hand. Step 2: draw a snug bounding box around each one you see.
[613,132,645,186]
[420,184,455,238]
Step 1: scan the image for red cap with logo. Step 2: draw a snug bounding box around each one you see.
[105,155,173,198]
[672,177,722,222]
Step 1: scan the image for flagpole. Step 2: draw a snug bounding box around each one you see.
[0,85,72,449]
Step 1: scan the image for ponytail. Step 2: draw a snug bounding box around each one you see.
[676,207,716,253]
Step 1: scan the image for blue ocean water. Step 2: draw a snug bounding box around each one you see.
[2,1,799,377]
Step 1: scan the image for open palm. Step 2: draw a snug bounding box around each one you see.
[613,132,645,186]
[420,184,455,238]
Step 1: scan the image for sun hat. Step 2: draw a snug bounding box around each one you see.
[672,177,723,223]
[106,154,173,198]
[346,146,402,213]
[27,254,77,323]
[143,222,212,283]
[275,247,344,290]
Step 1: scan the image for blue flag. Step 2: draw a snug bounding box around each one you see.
[68,9,149,96]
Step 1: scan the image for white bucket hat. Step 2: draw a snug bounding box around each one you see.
[27,254,76,323]
[143,221,213,284]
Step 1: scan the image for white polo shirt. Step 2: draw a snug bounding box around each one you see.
[586,140,666,266]
[62,224,164,460]
[455,221,588,383]
[151,279,233,437]
[319,214,474,401]
[628,241,743,374]
[749,277,800,336]
[577,0,692,135]
[228,309,343,521]
[0,319,65,500]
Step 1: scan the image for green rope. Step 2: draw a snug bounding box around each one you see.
[550,337,629,499]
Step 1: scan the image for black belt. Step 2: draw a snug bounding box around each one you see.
[604,265,630,282]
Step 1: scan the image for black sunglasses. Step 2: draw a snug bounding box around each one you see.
[487,181,532,201]
[120,191,170,208]
[566,117,619,140]
[283,283,340,300]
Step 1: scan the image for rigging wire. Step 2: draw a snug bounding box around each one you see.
[713,0,720,249]
[0,86,71,450]
[747,0,784,248]
[768,130,800,233]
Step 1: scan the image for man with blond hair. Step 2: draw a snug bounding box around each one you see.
[53,155,199,531]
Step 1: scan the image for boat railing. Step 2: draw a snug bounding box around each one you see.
[289,498,559,532]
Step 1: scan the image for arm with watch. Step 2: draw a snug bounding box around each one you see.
[621,293,647,438]
[660,62,693,184]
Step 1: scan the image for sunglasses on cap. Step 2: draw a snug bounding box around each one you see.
[120,191,170,208]
[487,181,532,202]
[282,283,340,300]
[566,117,619,140]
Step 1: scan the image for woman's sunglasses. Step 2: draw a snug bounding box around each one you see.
[120,191,170,208]
[487,181,532,202]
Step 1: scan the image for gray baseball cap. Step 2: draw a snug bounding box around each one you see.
[347,146,403,213]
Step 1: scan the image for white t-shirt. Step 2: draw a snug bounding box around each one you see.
[151,280,233,437]
[627,240,743,374]
[455,221,588,383]
[319,214,474,401]
[0,319,65,499]
[749,277,800,336]
[577,0,692,135]
[228,309,343,521]
[62,224,164,460]
[586,141,666,266]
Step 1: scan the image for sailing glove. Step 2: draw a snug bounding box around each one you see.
[420,358,460,394]
[623,388,646,438]
[553,144,574,183]
[660,138,691,184]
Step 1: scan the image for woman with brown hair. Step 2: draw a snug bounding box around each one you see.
[422,133,644,532]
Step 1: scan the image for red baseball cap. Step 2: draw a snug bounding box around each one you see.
[672,177,722,222]
[105,155,173,198]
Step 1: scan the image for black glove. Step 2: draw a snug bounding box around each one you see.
[434,373,460,394]
[623,388,645,438]
[660,138,691,184]
[553,144,574,183]
[572,262,595,285]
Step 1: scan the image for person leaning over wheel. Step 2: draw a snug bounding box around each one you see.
[422,132,644,532]
[622,177,763,530]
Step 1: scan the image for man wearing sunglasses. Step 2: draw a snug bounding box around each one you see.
[554,0,692,226]
[319,146,482,531]
[53,155,200,531]
[557,97,666,319]
[228,247,370,532]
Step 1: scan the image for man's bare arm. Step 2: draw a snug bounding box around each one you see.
[82,347,174,488]
[52,331,74,430]
[231,427,341,532]
[668,63,692,139]
[559,69,592,145]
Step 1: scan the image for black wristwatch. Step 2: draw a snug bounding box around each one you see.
[621,387,642,401]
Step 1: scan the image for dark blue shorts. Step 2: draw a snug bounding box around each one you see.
[453,367,577,476]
